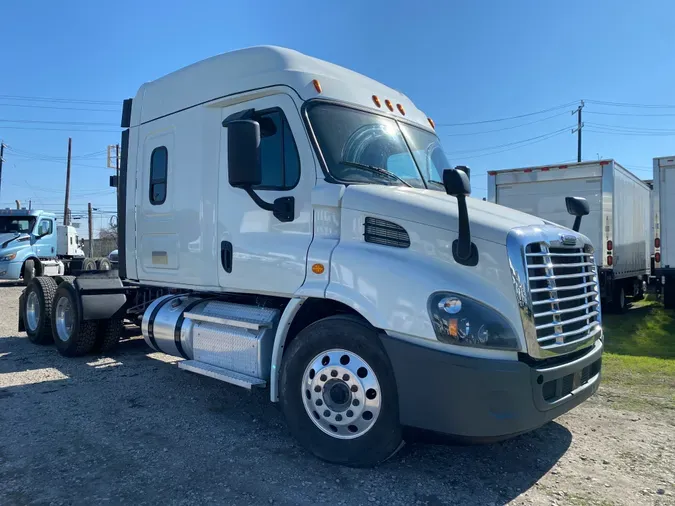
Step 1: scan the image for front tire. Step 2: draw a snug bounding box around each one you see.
[51,281,98,357]
[23,277,58,344]
[280,315,402,467]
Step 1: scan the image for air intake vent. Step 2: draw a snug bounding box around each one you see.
[364,217,410,248]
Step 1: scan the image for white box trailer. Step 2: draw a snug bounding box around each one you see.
[653,155,675,308]
[488,160,650,312]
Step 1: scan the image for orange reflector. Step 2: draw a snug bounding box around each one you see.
[427,117,435,129]
[448,319,458,337]
[372,95,381,108]
[311,263,325,274]
[385,99,394,112]
[312,79,322,93]
[655,252,661,263]
[607,255,613,266]
[397,103,405,115]
[655,237,661,248]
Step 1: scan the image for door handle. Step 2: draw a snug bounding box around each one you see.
[221,241,233,273]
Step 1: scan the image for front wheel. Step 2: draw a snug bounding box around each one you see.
[280,315,402,467]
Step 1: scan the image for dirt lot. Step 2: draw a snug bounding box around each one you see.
[0,282,673,506]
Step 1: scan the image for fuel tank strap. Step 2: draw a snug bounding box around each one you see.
[173,298,211,359]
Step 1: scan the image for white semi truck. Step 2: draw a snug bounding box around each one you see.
[653,155,675,308]
[18,46,603,466]
[488,160,651,312]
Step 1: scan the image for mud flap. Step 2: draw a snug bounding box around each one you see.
[18,289,26,332]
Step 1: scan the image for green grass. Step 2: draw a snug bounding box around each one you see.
[602,299,675,359]
[598,300,675,413]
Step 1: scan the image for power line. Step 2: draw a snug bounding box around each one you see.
[0,102,118,112]
[586,128,675,137]
[435,101,578,126]
[0,126,121,133]
[441,110,570,136]
[0,94,119,105]
[585,122,675,132]
[456,129,570,161]
[586,110,675,117]
[584,99,675,109]
[0,119,118,126]
[447,126,573,155]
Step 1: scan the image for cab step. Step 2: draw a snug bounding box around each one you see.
[178,359,266,389]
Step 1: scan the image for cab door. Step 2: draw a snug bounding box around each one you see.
[217,93,315,296]
[33,218,55,258]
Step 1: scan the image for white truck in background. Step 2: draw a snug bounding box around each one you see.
[488,160,650,312]
[653,155,675,309]
[17,46,603,466]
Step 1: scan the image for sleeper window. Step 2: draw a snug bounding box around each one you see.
[254,110,300,190]
[150,146,168,205]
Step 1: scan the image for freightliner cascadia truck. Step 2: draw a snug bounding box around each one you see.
[18,46,603,466]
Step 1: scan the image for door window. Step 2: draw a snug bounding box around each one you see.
[37,220,53,236]
[254,110,300,190]
[150,146,168,205]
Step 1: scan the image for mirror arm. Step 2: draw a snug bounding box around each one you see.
[573,216,582,232]
[244,187,274,212]
[243,187,295,223]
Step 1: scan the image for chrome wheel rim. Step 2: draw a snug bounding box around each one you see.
[26,291,40,332]
[301,349,382,440]
[55,296,74,342]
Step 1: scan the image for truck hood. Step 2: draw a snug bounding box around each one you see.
[341,185,547,245]
[0,233,29,249]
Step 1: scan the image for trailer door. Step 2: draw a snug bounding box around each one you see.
[664,166,675,267]
[497,177,603,263]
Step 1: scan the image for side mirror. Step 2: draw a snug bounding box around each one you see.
[443,167,471,197]
[442,168,478,266]
[565,196,589,232]
[227,119,262,187]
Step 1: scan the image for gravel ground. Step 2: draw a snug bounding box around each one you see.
[0,282,673,506]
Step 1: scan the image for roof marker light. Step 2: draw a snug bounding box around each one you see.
[397,104,406,115]
[372,95,381,108]
[312,79,322,93]
[427,117,435,129]
[385,99,394,112]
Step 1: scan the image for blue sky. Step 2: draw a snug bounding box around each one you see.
[2,0,675,231]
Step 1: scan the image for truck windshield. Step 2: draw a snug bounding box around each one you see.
[307,103,451,189]
[0,216,35,234]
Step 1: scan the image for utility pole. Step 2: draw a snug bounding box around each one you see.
[88,202,94,258]
[115,143,120,200]
[0,140,6,200]
[572,100,584,163]
[63,137,72,225]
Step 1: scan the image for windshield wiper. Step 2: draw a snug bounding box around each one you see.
[340,160,413,188]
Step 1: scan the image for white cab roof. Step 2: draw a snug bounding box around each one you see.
[131,46,432,131]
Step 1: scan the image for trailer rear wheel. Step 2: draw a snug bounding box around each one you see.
[95,318,124,353]
[51,281,98,357]
[81,258,97,271]
[280,315,402,467]
[23,277,58,344]
[96,257,112,271]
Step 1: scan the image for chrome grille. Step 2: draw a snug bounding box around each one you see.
[525,243,601,351]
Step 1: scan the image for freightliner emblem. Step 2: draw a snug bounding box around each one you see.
[560,234,577,246]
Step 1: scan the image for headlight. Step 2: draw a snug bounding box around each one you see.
[427,292,520,350]
[0,253,16,262]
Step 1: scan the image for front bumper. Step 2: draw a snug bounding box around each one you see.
[380,335,603,439]
[0,261,23,280]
